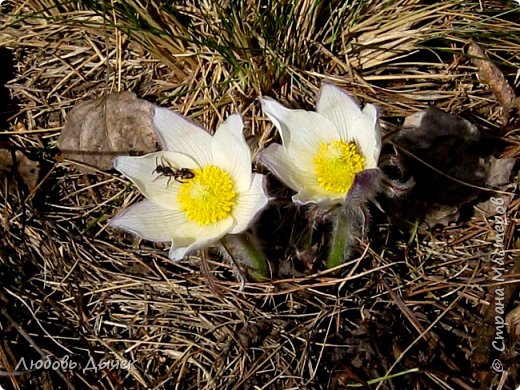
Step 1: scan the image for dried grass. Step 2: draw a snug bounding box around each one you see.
[0,0,519,389]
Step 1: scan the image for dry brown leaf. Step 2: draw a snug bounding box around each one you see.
[506,304,520,342]
[474,183,516,218]
[393,107,487,227]
[468,41,519,125]
[57,92,158,171]
[16,152,40,191]
[474,157,516,217]
[0,149,40,191]
[235,319,272,350]
[0,149,10,171]
[485,156,516,187]
[424,204,460,228]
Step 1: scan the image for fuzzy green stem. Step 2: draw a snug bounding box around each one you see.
[326,208,352,269]
[220,233,268,282]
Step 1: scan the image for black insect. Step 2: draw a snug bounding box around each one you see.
[153,157,195,185]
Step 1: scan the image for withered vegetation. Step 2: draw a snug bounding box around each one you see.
[0,0,519,389]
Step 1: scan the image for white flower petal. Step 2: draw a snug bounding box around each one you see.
[153,106,213,166]
[113,106,263,257]
[292,188,344,206]
[350,104,381,169]
[168,217,234,260]
[315,84,381,168]
[259,144,341,204]
[260,97,339,159]
[230,173,268,234]
[109,199,186,242]
[168,245,191,261]
[258,143,314,192]
[211,114,252,191]
[315,82,363,141]
[258,83,382,206]
[114,151,198,210]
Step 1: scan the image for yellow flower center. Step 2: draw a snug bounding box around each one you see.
[177,165,236,225]
[313,140,365,193]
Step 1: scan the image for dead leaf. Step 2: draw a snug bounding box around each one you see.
[16,152,40,191]
[474,157,516,217]
[57,91,158,171]
[474,184,516,218]
[424,204,460,228]
[506,304,520,342]
[0,149,10,171]
[468,41,519,126]
[0,149,40,191]
[485,157,516,187]
[392,107,488,227]
[399,107,480,148]
[235,319,272,350]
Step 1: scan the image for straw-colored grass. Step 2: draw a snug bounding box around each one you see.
[1,0,519,389]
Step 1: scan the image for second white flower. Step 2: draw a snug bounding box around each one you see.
[259,82,382,206]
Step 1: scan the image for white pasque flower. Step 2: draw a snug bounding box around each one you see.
[259,82,381,205]
[110,108,268,260]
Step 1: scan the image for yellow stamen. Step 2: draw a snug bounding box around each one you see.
[177,165,236,225]
[313,140,365,193]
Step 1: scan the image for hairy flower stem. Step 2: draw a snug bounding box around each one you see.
[220,233,268,282]
[326,207,354,269]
